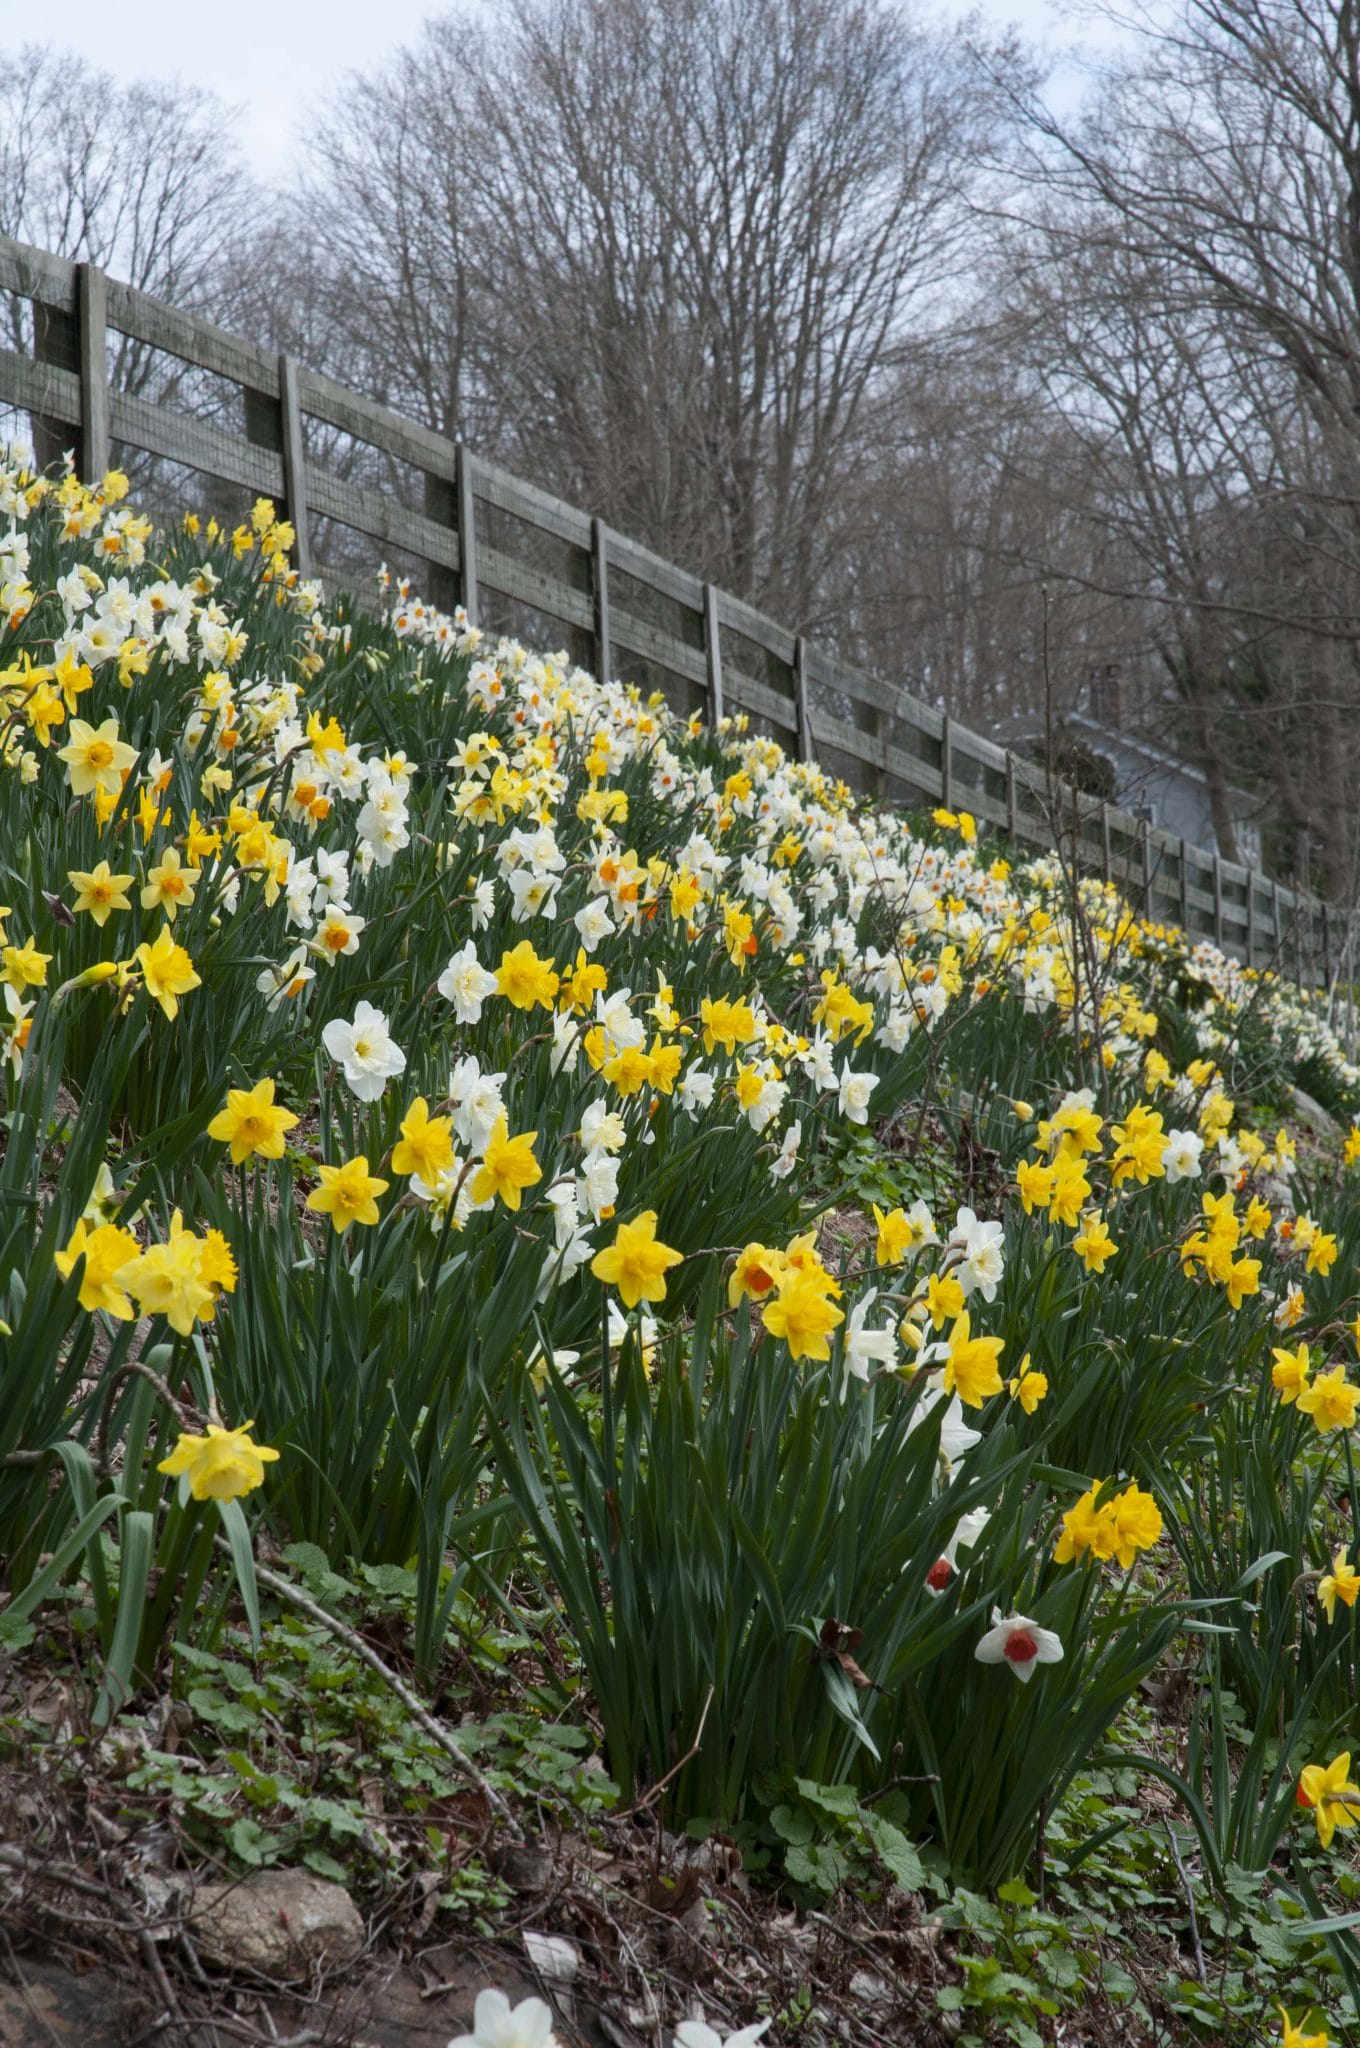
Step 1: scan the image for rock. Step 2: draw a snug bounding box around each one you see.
[1288,1083,1340,1138]
[190,1867,365,1977]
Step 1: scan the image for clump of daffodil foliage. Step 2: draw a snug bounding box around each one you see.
[4,449,1360,2044]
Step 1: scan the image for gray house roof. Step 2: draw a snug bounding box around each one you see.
[992,711,1261,865]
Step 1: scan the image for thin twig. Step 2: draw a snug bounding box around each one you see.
[1162,1818,1207,1987]
[613,1684,716,1821]
[219,1542,518,1832]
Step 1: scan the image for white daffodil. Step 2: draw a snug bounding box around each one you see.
[843,1288,897,1394]
[837,1061,879,1124]
[438,940,498,1024]
[447,1988,559,2048]
[974,1606,1064,1683]
[321,1000,406,1102]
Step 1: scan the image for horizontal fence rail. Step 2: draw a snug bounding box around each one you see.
[0,232,1334,986]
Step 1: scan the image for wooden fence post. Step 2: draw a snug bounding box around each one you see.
[1295,899,1304,987]
[1212,854,1224,947]
[940,711,953,812]
[591,517,612,684]
[703,582,724,729]
[1005,749,1017,841]
[277,356,310,577]
[1323,901,1333,988]
[31,287,79,474]
[1272,878,1282,966]
[1246,871,1256,969]
[455,443,478,628]
[1101,805,1112,884]
[1179,839,1190,932]
[793,636,814,762]
[1140,818,1153,911]
[77,265,109,484]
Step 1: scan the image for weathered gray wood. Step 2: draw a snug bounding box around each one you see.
[721,667,801,738]
[305,465,461,570]
[0,238,75,315]
[455,443,479,626]
[592,517,612,684]
[278,356,310,575]
[609,527,705,613]
[948,722,1009,774]
[703,583,724,728]
[77,265,109,483]
[473,454,592,549]
[793,636,813,762]
[717,587,797,668]
[611,605,708,695]
[1005,751,1017,839]
[940,712,953,813]
[299,366,456,480]
[1245,876,1255,966]
[0,343,79,426]
[108,389,284,495]
[476,540,594,636]
[1141,817,1154,904]
[1101,806,1113,883]
[1179,842,1191,933]
[1212,854,1224,945]
[106,277,279,395]
[30,291,79,472]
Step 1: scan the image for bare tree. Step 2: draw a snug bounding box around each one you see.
[0,43,257,473]
[977,0,1360,893]
[257,0,998,624]
[0,45,252,313]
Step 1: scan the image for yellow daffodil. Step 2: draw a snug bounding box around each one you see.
[1298,1751,1360,1849]
[133,927,201,1020]
[591,1210,684,1310]
[207,1078,298,1165]
[307,1155,389,1234]
[392,1097,456,1181]
[68,860,134,926]
[158,1420,279,1501]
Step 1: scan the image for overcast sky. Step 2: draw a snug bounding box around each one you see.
[34,0,1104,182]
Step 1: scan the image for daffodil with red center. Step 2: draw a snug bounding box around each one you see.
[207,1078,298,1165]
[591,1210,684,1310]
[728,1242,786,1308]
[1297,1751,1360,1849]
[974,1607,1064,1683]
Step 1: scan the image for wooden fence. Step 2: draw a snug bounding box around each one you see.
[0,231,1336,986]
